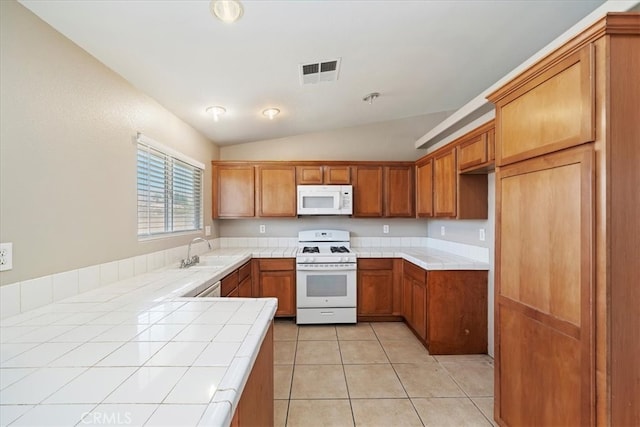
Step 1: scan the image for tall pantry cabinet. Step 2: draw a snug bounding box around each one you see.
[487,13,639,427]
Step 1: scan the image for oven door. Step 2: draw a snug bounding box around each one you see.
[296,264,356,308]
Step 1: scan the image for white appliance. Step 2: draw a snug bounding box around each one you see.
[297,185,353,216]
[296,229,357,324]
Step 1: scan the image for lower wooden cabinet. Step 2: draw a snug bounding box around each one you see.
[357,258,402,318]
[231,322,274,427]
[402,260,427,341]
[400,260,487,354]
[254,258,296,317]
[427,270,487,354]
[221,261,252,298]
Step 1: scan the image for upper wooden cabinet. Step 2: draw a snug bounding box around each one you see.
[415,121,492,220]
[296,165,351,184]
[352,165,384,217]
[433,147,457,217]
[415,158,433,218]
[384,166,415,217]
[256,165,297,217]
[212,164,255,218]
[496,45,594,166]
[352,164,415,217]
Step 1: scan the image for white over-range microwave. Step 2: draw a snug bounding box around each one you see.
[297,185,353,215]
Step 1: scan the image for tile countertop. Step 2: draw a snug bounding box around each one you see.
[0,244,486,426]
[0,257,277,427]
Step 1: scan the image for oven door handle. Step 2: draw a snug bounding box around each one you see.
[296,264,356,272]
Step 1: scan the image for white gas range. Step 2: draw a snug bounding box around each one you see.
[295,229,357,324]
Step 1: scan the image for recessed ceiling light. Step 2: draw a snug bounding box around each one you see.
[262,108,280,120]
[210,0,244,24]
[206,106,226,122]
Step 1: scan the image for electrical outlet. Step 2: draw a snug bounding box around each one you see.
[259,224,266,234]
[383,225,389,234]
[0,242,13,271]
[440,226,446,236]
[479,228,486,241]
[205,226,211,236]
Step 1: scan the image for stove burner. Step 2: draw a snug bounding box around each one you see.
[330,246,350,253]
[302,246,320,253]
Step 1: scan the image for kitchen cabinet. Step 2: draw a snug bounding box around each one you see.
[231,322,274,427]
[426,270,487,354]
[415,122,491,220]
[352,164,415,217]
[255,258,296,317]
[433,147,457,217]
[212,164,255,218]
[296,165,350,184]
[402,260,427,341]
[220,261,252,298]
[238,261,252,297]
[221,270,239,297]
[351,165,383,217]
[415,158,433,217]
[357,258,402,319]
[256,165,297,217]
[384,165,415,217]
[488,14,639,426]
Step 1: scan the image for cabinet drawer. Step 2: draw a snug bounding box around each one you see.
[258,258,295,271]
[358,258,393,270]
[496,45,594,165]
[238,261,251,281]
[221,270,239,297]
[403,261,426,282]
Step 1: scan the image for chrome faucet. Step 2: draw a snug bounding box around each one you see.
[180,237,212,268]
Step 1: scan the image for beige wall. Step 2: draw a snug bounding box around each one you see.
[220,112,451,161]
[0,1,219,285]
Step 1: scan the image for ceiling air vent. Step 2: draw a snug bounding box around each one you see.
[300,58,341,85]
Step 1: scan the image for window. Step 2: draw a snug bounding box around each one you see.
[136,133,204,238]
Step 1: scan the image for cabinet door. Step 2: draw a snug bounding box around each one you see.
[433,148,457,217]
[256,165,297,217]
[384,166,414,217]
[221,270,239,297]
[416,159,433,218]
[412,280,427,341]
[497,46,594,166]
[258,259,296,317]
[458,134,488,171]
[496,146,594,426]
[238,276,252,298]
[427,270,487,354]
[296,166,323,184]
[324,166,351,184]
[357,259,394,316]
[213,165,255,218]
[352,166,383,217]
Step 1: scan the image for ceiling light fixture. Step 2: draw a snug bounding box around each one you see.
[210,0,244,24]
[206,106,226,122]
[363,92,380,104]
[262,108,280,120]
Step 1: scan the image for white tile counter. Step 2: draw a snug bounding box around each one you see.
[0,240,487,426]
[352,247,489,270]
[0,261,277,427]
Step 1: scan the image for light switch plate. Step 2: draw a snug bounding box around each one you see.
[205,226,211,236]
[0,242,13,271]
[479,228,486,241]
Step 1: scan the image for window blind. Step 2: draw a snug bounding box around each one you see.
[136,134,203,238]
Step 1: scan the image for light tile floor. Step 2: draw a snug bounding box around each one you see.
[273,320,496,427]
